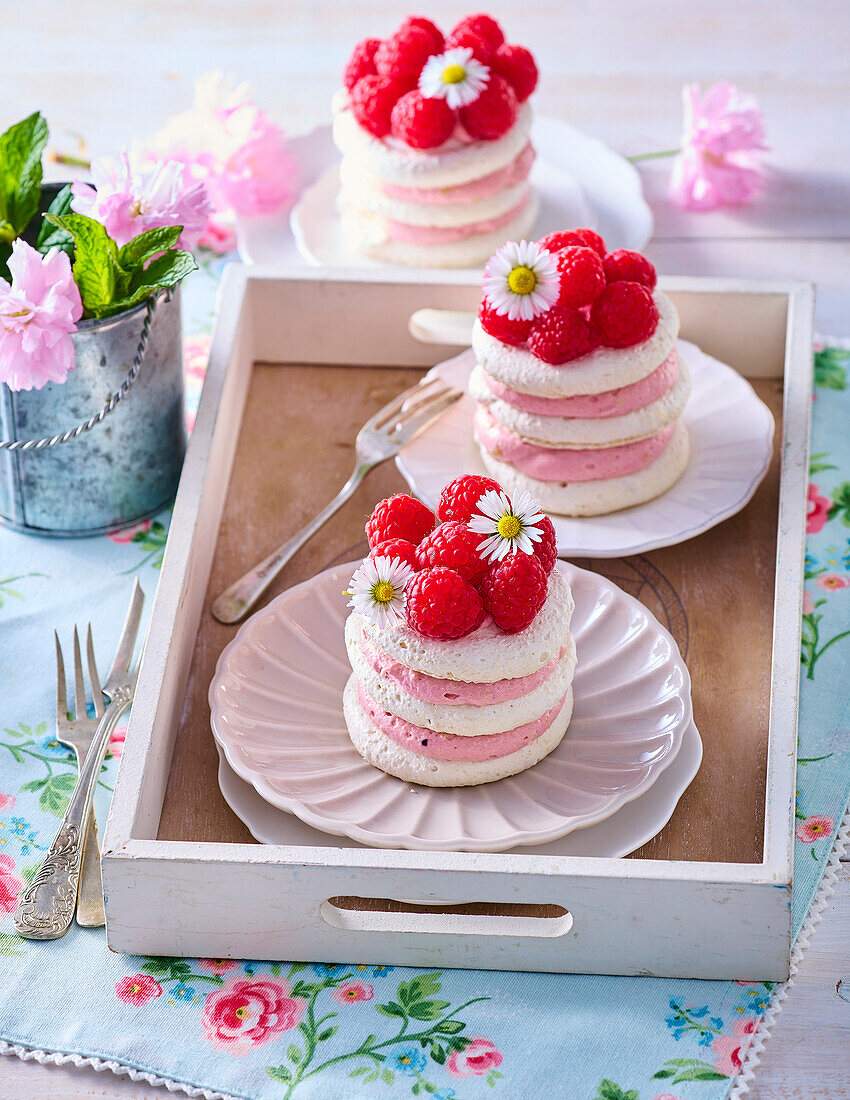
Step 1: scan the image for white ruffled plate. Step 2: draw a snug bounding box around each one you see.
[209,561,695,853]
[396,339,775,558]
[236,117,653,267]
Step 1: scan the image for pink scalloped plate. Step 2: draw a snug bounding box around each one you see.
[209,562,694,852]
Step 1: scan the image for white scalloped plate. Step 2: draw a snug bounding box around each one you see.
[214,720,702,857]
[209,561,694,852]
[236,116,653,267]
[396,339,775,558]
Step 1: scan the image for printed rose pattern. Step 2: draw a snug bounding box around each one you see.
[447,1035,503,1079]
[0,855,24,914]
[201,977,306,1056]
[115,974,163,1006]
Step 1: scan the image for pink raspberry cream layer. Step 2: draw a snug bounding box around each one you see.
[475,407,676,483]
[384,191,531,245]
[357,683,568,762]
[380,144,536,205]
[361,630,566,706]
[484,350,680,419]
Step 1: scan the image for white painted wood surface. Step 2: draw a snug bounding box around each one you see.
[1,0,847,1096]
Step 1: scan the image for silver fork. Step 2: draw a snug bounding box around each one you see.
[211,375,461,624]
[53,626,106,927]
[14,580,144,940]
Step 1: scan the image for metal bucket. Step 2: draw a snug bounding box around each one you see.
[0,288,186,536]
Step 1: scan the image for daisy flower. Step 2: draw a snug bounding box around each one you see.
[348,556,414,628]
[419,47,490,110]
[481,239,559,321]
[468,489,545,562]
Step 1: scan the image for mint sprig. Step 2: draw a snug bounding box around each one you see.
[35,183,75,261]
[44,213,197,319]
[0,112,49,247]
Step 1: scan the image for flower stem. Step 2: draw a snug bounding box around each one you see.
[627,147,681,163]
[48,151,91,169]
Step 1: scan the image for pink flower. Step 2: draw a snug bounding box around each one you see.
[108,725,127,758]
[796,814,834,842]
[198,211,238,253]
[0,853,24,914]
[653,1095,685,1100]
[807,484,831,534]
[0,792,15,813]
[816,574,850,591]
[670,82,767,211]
[712,1016,758,1076]
[200,976,306,1056]
[108,518,152,544]
[71,152,212,249]
[198,958,239,975]
[183,334,211,380]
[115,973,163,1006]
[0,240,82,392]
[152,72,295,217]
[447,1036,503,1079]
[333,980,374,1004]
[802,590,815,615]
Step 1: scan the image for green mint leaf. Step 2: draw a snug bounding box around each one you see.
[104,248,196,317]
[35,184,74,259]
[118,225,182,269]
[44,212,126,317]
[0,112,49,236]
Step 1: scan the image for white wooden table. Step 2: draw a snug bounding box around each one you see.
[0,1,847,1097]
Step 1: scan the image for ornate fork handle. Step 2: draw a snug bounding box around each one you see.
[14,693,132,940]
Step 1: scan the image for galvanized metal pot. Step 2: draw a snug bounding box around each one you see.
[0,288,186,536]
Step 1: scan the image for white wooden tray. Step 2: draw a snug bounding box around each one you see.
[102,267,813,980]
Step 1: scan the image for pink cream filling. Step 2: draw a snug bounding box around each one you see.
[385,190,531,245]
[381,144,536,205]
[484,350,680,419]
[360,630,565,706]
[474,407,676,483]
[357,683,568,762]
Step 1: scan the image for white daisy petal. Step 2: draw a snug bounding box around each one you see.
[480,240,561,322]
[419,48,490,109]
[348,555,413,627]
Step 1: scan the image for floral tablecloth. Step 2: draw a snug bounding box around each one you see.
[0,256,848,1100]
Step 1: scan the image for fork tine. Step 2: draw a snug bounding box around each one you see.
[86,624,105,718]
[369,377,448,430]
[72,627,87,719]
[395,387,460,429]
[54,631,67,724]
[391,390,462,441]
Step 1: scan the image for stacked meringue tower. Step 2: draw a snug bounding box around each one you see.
[471,229,691,515]
[333,13,539,267]
[344,476,576,787]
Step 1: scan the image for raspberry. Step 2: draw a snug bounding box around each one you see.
[532,515,558,574]
[366,494,435,548]
[591,281,659,348]
[444,28,493,63]
[398,16,444,53]
[391,90,455,149]
[368,538,419,571]
[554,246,606,309]
[460,74,518,140]
[449,13,504,53]
[490,44,538,103]
[415,521,488,582]
[481,552,548,633]
[573,228,607,257]
[603,249,657,289]
[437,473,502,524]
[343,38,380,92]
[527,305,597,365]
[478,300,531,346]
[350,75,404,138]
[375,26,438,91]
[406,567,485,639]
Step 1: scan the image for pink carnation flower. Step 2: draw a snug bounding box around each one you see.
[200,976,306,1056]
[71,152,211,249]
[152,72,295,217]
[670,82,767,211]
[795,814,834,842]
[0,240,82,392]
[447,1036,503,1079]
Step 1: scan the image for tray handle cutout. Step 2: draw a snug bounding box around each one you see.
[321,897,573,939]
[409,308,475,347]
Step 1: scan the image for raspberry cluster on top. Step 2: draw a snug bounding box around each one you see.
[333,14,540,267]
[343,475,576,787]
[470,230,692,516]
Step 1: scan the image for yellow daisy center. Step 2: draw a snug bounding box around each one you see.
[508,265,537,295]
[497,514,522,539]
[442,63,467,84]
[373,581,395,604]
